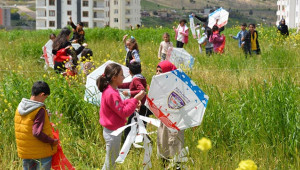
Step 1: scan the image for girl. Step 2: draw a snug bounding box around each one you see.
[173,19,189,48]
[242,23,261,57]
[158,33,173,61]
[97,63,145,170]
[156,60,184,169]
[209,25,225,54]
[123,35,140,67]
[52,27,86,73]
[80,48,95,76]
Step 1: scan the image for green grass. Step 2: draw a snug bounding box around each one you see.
[141,0,170,11]
[0,26,299,169]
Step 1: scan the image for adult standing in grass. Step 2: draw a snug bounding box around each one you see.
[173,19,189,48]
[69,16,85,44]
[97,63,146,170]
[52,27,86,73]
[14,81,58,170]
[277,18,289,36]
[242,23,261,57]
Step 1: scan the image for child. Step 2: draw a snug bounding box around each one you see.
[14,81,58,170]
[158,33,173,60]
[123,35,140,67]
[231,23,247,48]
[242,23,261,57]
[156,60,184,169]
[97,63,146,170]
[277,18,289,36]
[80,48,95,76]
[173,19,189,48]
[209,25,225,54]
[118,61,150,139]
[69,16,85,44]
[52,27,86,73]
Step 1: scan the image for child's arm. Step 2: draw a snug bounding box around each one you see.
[180,29,189,37]
[232,31,240,40]
[129,79,145,97]
[69,16,77,30]
[32,108,57,144]
[118,82,130,89]
[131,50,140,62]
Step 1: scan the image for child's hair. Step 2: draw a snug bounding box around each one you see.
[249,23,256,28]
[241,23,247,27]
[163,32,170,42]
[31,81,50,96]
[49,33,56,39]
[129,61,141,75]
[179,19,187,24]
[80,48,93,62]
[212,25,219,32]
[126,37,139,51]
[78,22,84,27]
[97,63,122,92]
[53,27,71,51]
[206,27,212,38]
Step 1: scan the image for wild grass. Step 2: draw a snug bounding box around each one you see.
[0,26,299,169]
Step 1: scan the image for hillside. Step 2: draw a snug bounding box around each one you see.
[142,0,277,27]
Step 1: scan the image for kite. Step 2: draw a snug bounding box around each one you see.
[146,69,209,131]
[166,48,195,69]
[208,7,229,29]
[189,15,196,39]
[84,60,132,105]
[42,40,54,69]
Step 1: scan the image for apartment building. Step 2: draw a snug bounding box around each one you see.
[0,7,11,28]
[36,0,141,30]
[276,0,300,28]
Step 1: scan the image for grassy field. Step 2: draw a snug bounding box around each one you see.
[0,26,299,169]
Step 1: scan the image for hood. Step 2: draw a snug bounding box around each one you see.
[133,74,145,79]
[17,98,45,116]
[157,60,177,73]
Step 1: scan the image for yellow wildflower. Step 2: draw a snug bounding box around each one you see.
[197,137,212,151]
[4,99,8,103]
[236,160,257,170]
[4,109,8,112]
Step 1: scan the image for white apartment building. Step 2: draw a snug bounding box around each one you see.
[276,0,300,28]
[36,0,141,30]
[0,7,11,28]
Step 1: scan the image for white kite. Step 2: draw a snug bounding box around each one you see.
[189,15,196,39]
[146,69,209,131]
[166,48,195,69]
[84,60,132,105]
[208,7,229,29]
[42,40,54,69]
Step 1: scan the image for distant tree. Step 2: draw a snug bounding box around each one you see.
[249,9,253,15]
[11,12,20,20]
[182,7,185,10]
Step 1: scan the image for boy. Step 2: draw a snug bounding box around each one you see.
[118,62,150,138]
[69,16,85,45]
[231,23,247,48]
[15,81,58,170]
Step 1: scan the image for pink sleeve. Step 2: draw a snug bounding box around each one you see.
[181,29,189,36]
[130,79,145,97]
[118,82,130,89]
[108,93,138,118]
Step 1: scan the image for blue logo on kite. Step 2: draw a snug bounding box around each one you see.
[168,91,186,109]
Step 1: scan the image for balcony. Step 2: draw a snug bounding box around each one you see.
[93,2,105,10]
[277,0,287,6]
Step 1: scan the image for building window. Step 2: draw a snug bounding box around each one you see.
[67,0,71,5]
[49,0,55,6]
[83,22,89,27]
[126,18,130,23]
[83,1,89,7]
[49,10,55,16]
[126,10,130,14]
[67,21,71,25]
[114,18,118,23]
[94,22,97,27]
[49,21,55,27]
[114,0,118,5]
[94,12,97,18]
[114,9,118,14]
[126,1,130,5]
[83,11,89,17]
[67,11,72,16]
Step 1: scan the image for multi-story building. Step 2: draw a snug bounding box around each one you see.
[276,0,300,28]
[0,7,11,28]
[36,0,141,30]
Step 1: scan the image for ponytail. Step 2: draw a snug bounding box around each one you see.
[97,63,122,92]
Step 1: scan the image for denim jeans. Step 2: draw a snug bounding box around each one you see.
[23,156,52,170]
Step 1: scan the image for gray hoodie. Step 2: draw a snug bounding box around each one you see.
[17,98,45,116]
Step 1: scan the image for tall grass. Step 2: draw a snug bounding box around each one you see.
[0,26,299,169]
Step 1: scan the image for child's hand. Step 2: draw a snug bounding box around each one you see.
[134,90,146,101]
[52,139,59,146]
[123,35,128,42]
[82,43,88,47]
[72,39,77,43]
[173,26,176,29]
[122,91,129,96]
[69,16,72,20]
[136,100,142,112]
[65,45,71,49]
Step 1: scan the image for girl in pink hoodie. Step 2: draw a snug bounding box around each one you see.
[173,19,189,48]
[209,25,226,54]
[96,63,145,170]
